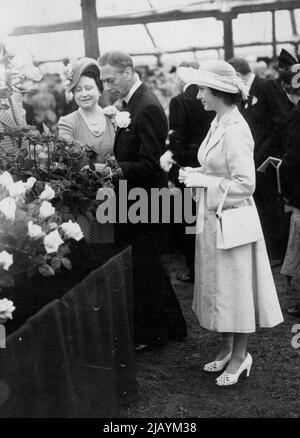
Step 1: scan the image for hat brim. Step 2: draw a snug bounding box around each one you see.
[177,66,239,94]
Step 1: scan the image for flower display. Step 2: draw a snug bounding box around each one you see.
[8,181,27,200]
[0,197,17,221]
[43,229,64,254]
[0,299,16,321]
[61,220,84,241]
[0,171,83,301]
[0,171,14,190]
[0,251,13,271]
[39,201,55,218]
[27,221,45,239]
[40,185,55,201]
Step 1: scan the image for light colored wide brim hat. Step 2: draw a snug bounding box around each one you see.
[177,60,248,99]
[67,57,100,92]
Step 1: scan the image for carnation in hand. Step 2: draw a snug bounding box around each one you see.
[0,298,16,323]
[0,250,13,271]
[61,220,84,241]
[43,230,64,254]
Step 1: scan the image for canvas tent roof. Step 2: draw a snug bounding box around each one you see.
[0,0,299,68]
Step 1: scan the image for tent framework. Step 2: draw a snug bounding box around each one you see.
[8,0,300,62]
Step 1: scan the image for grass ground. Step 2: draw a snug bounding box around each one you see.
[121,253,300,418]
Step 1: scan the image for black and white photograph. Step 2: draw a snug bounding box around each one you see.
[0,0,299,422]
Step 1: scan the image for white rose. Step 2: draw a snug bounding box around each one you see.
[43,229,64,254]
[40,185,55,201]
[0,171,14,190]
[0,197,17,220]
[25,177,37,190]
[103,105,119,118]
[8,181,27,200]
[61,220,84,241]
[0,251,13,271]
[0,299,16,321]
[115,111,131,128]
[39,201,55,219]
[27,221,45,239]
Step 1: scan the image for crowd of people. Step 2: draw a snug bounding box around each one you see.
[1,45,300,387]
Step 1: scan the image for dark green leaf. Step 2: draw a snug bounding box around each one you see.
[0,273,15,287]
[38,264,55,277]
[61,257,72,270]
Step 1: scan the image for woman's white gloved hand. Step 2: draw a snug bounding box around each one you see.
[179,169,208,187]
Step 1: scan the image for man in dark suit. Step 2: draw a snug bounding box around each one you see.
[229,57,288,262]
[99,51,187,350]
[161,61,214,282]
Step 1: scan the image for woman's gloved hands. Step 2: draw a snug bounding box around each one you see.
[178,168,208,187]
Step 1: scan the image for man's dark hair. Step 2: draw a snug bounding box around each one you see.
[98,51,134,72]
[228,57,251,76]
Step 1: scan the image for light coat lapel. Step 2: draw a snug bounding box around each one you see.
[201,107,241,162]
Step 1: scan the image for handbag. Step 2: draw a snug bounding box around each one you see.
[216,183,264,250]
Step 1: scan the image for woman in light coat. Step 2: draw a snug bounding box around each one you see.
[177,61,283,386]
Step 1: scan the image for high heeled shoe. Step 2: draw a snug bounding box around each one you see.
[203,351,232,373]
[215,353,252,386]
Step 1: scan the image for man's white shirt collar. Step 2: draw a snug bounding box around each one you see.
[124,79,142,104]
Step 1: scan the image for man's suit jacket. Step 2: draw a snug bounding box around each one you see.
[240,75,288,167]
[280,101,300,209]
[114,83,168,191]
[168,84,214,184]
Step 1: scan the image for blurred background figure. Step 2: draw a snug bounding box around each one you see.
[161,60,214,283]
[279,64,300,318]
[228,56,288,265]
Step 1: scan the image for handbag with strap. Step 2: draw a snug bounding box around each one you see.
[216,183,264,250]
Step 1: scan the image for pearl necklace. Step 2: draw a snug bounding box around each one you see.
[79,107,106,137]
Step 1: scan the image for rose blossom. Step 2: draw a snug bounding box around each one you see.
[115,111,131,128]
[25,177,37,190]
[0,299,16,321]
[8,181,27,200]
[61,220,84,241]
[28,221,45,239]
[0,197,17,220]
[0,171,14,190]
[39,201,55,219]
[40,185,55,201]
[43,230,64,254]
[0,250,13,271]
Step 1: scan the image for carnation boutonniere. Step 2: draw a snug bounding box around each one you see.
[103,106,131,131]
[251,95,258,106]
